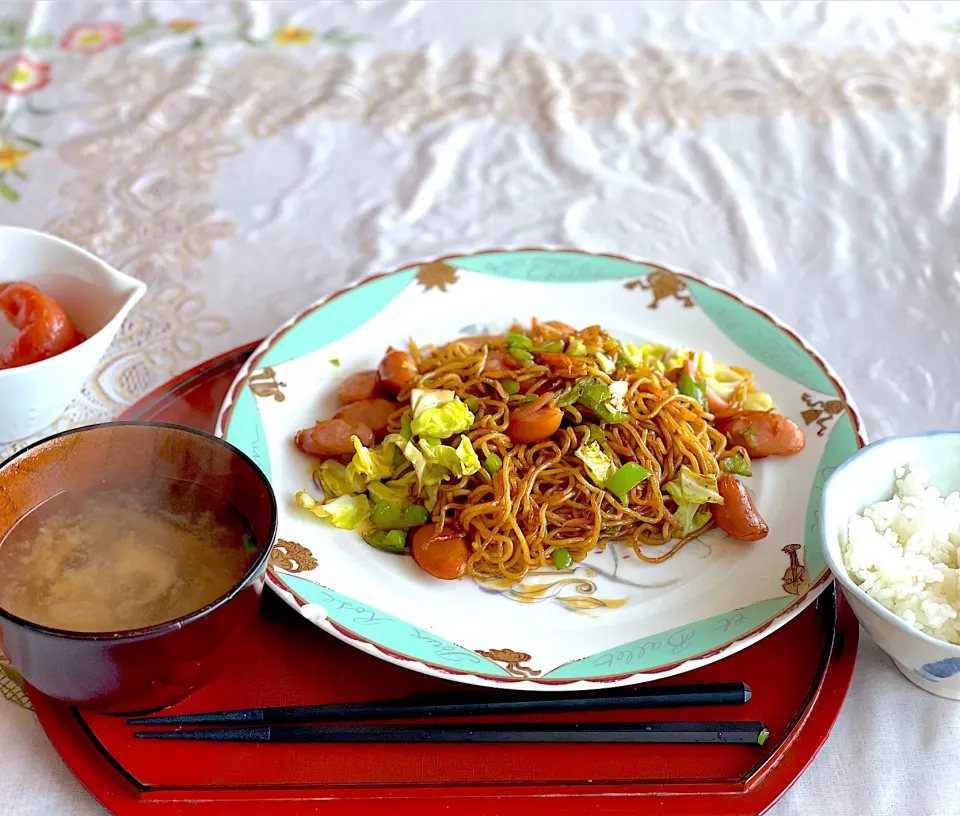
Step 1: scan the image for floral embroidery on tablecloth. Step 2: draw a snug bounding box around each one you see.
[0,15,366,202]
[273,24,314,46]
[0,54,49,95]
[59,22,125,54]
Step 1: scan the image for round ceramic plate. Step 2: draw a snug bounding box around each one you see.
[216,250,865,690]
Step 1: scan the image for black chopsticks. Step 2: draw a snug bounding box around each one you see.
[129,681,751,727]
[129,681,768,747]
[134,721,769,745]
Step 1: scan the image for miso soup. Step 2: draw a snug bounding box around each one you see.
[0,478,258,632]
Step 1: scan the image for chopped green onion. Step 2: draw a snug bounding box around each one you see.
[593,402,627,424]
[510,349,534,365]
[580,380,611,408]
[552,548,573,570]
[502,379,520,395]
[534,340,564,353]
[587,424,606,444]
[366,529,408,553]
[403,504,430,527]
[722,453,752,477]
[242,533,258,553]
[742,428,759,449]
[506,330,533,349]
[604,462,651,503]
[485,453,503,475]
[371,500,404,528]
[400,414,413,442]
[465,396,481,412]
[506,330,536,366]
[678,372,708,411]
[556,381,585,407]
[573,377,627,424]
[372,500,430,529]
[330,358,341,367]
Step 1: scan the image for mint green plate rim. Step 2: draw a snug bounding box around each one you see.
[216,248,867,688]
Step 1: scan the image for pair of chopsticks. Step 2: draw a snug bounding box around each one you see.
[130,682,768,745]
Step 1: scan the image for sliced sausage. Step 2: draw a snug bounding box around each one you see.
[295,419,373,458]
[454,334,506,350]
[710,475,769,541]
[410,523,471,580]
[334,398,400,440]
[716,411,806,459]
[483,349,521,373]
[538,352,588,376]
[507,393,563,444]
[338,370,379,404]
[378,349,418,396]
[544,320,577,335]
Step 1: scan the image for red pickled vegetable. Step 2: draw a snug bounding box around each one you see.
[0,282,85,370]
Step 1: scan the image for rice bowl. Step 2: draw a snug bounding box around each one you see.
[841,464,960,645]
[819,431,960,699]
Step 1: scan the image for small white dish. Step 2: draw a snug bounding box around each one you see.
[0,227,146,443]
[821,431,960,699]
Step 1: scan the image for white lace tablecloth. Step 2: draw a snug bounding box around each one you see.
[2,1,959,813]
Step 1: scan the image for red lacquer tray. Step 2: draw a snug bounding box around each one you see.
[30,343,858,815]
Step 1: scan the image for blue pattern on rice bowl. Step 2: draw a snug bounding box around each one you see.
[916,657,960,682]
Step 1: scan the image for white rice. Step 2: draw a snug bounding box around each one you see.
[840,463,960,644]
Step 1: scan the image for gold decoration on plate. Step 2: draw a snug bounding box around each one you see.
[248,367,286,402]
[781,544,810,596]
[416,261,459,292]
[801,393,846,436]
[626,269,694,310]
[476,648,541,678]
[270,539,318,574]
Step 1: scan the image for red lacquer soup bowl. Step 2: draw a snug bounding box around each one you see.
[0,422,277,713]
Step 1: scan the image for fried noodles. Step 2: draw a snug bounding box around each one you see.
[295,319,801,583]
[394,322,743,579]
